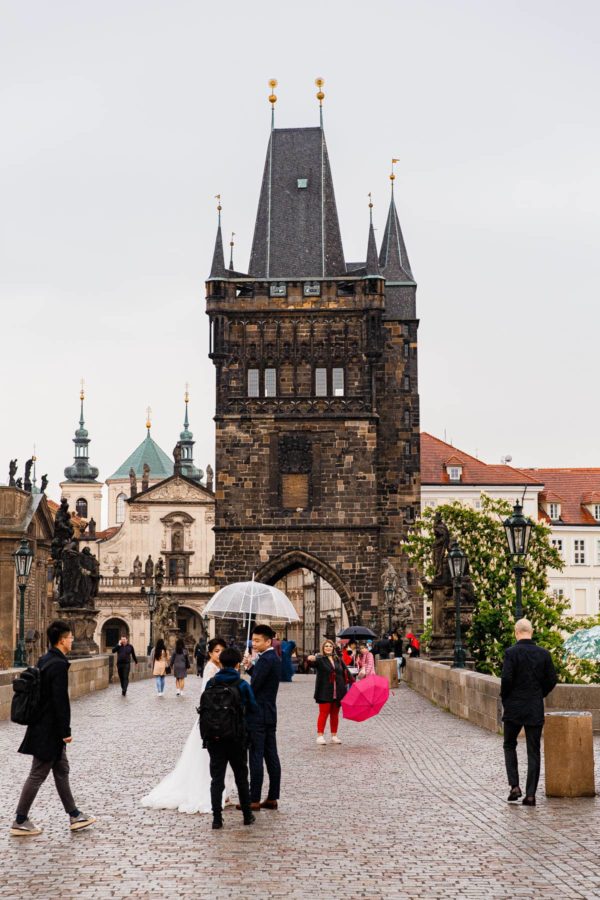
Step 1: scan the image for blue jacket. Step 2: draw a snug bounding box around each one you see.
[205,668,258,714]
[247,648,282,728]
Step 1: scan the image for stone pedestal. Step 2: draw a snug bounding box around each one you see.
[57,606,99,658]
[376,657,398,689]
[544,711,596,797]
[427,584,474,667]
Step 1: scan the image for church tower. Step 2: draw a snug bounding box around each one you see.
[206,84,420,629]
[60,384,103,527]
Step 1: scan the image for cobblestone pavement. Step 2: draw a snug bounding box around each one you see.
[1,674,599,900]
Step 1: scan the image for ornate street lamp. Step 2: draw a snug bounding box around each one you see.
[383,583,396,634]
[146,585,157,655]
[14,539,34,667]
[503,500,534,620]
[448,540,467,669]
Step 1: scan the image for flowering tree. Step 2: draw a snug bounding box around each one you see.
[405,495,597,682]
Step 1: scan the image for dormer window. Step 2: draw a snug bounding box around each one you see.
[549,502,561,520]
[270,282,287,297]
[447,465,462,482]
[303,282,320,297]
[594,504,600,522]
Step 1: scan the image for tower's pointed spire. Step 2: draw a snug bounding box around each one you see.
[63,381,99,482]
[378,160,414,281]
[178,385,203,483]
[229,232,235,272]
[209,196,226,278]
[365,193,380,276]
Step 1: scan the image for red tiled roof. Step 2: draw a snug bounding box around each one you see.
[521,468,600,526]
[421,434,543,487]
[539,490,564,503]
[95,526,121,541]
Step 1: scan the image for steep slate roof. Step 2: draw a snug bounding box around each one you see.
[106,432,173,482]
[209,220,227,278]
[520,468,600,525]
[421,433,543,486]
[248,127,346,278]
[379,191,414,282]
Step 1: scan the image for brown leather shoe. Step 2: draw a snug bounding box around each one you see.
[260,799,278,810]
[235,802,260,811]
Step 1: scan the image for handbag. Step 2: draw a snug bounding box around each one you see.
[165,665,171,675]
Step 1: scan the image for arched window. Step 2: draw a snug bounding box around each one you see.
[76,497,88,518]
[116,493,126,524]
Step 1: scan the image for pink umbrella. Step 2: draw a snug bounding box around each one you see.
[341,675,390,722]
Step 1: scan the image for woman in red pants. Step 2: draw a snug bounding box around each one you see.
[308,640,353,745]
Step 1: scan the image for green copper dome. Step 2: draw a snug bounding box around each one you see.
[107,431,173,481]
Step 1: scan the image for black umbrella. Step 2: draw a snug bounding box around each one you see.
[337,626,377,639]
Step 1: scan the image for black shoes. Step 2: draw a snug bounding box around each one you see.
[212,817,223,830]
[243,813,256,826]
[507,787,522,802]
[522,796,536,806]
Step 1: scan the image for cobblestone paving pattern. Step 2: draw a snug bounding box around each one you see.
[0,675,599,900]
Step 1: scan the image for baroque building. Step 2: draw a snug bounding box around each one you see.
[206,88,421,631]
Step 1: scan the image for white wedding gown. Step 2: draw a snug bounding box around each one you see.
[140,661,236,814]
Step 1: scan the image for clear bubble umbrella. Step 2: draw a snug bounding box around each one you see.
[564,625,600,661]
[202,578,300,646]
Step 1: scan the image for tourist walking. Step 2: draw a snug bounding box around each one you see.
[501,618,557,806]
[194,637,207,677]
[242,624,282,811]
[141,637,235,814]
[150,638,169,697]
[112,635,138,696]
[11,620,95,837]
[405,631,421,658]
[308,639,353,745]
[280,638,296,683]
[391,629,405,679]
[170,638,191,696]
[356,642,375,680]
[201,647,258,829]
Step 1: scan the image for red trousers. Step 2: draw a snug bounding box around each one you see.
[317,701,340,734]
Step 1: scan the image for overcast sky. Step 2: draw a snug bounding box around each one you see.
[1,0,599,512]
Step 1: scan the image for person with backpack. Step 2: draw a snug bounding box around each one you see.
[201,647,258,829]
[170,638,191,697]
[10,620,95,837]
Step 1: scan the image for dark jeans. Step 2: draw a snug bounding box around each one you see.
[117,664,130,693]
[503,720,543,798]
[249,724,281,803]
[16,746,76,818]
[207,741,251,818]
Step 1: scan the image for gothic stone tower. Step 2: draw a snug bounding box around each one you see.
[206,107,420,629]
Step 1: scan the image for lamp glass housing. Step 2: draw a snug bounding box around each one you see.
[14,539,34,586]
[448,541,467,580]
[504,502,533,557]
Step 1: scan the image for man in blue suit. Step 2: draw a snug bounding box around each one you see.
[242,624,282,810]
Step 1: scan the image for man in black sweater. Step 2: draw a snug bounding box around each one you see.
[112,635,138,695]
[11,620,95,836]
[501,618,557,806]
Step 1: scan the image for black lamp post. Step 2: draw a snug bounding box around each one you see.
[448,540,467,669]
[14,538,34,667]
[503,501,534,620]
[383,583,395,634]
[146,585,157,655]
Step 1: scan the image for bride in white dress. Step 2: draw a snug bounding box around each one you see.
[141,639,235,814]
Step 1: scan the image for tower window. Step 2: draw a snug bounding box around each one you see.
[76,498,88,518]
[116,493,126,524]
[315,368,327,397]
[297,178,308,189]
[264,368,277,397]
[247,368,260,397]
[332,367,345,397]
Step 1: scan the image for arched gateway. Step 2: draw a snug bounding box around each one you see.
[207,103,421,630]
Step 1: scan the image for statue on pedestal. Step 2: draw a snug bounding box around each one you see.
[8,459,17,487]
[145,555,154,579]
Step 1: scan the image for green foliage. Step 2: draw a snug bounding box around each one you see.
[405,495,593,682]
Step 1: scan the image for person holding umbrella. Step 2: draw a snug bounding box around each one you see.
[308,639,353,745]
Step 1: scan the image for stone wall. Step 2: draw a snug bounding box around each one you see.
[0,655,153,722]
[404,657,600,734]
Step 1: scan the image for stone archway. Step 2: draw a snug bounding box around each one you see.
[254,549,358,622]
[100,616,130,652]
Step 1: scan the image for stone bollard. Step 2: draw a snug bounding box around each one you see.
[544,711,596,798]
[376,657,398,689]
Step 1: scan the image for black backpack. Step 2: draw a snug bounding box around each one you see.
[11,666,43,726]
[198,680,245,745]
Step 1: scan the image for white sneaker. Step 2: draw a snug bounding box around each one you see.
[316,735,327,745]
[330,735,342,744]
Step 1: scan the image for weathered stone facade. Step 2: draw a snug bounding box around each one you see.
[206,121,421,630]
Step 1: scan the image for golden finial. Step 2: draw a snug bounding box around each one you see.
[146,406,152,431]
[80,376,85,401]
[268,78,278,105]
[230,231,235,248]
[368,192,373,209]
[390,158,400,182]
[214,193,222,213]
[184,382,189,404]
[32,442,37,463]
[315,77,325,103]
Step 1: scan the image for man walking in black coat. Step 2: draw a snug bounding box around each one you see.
[501,618,557,806]
[242,624,282,811]
[112,635,138,695]
[11,620,95,836]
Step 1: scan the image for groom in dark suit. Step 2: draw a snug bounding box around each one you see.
[242,624,282,810]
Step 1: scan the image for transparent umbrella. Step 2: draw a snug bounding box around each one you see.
[564,626,600,661]
[202,579,300,646]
